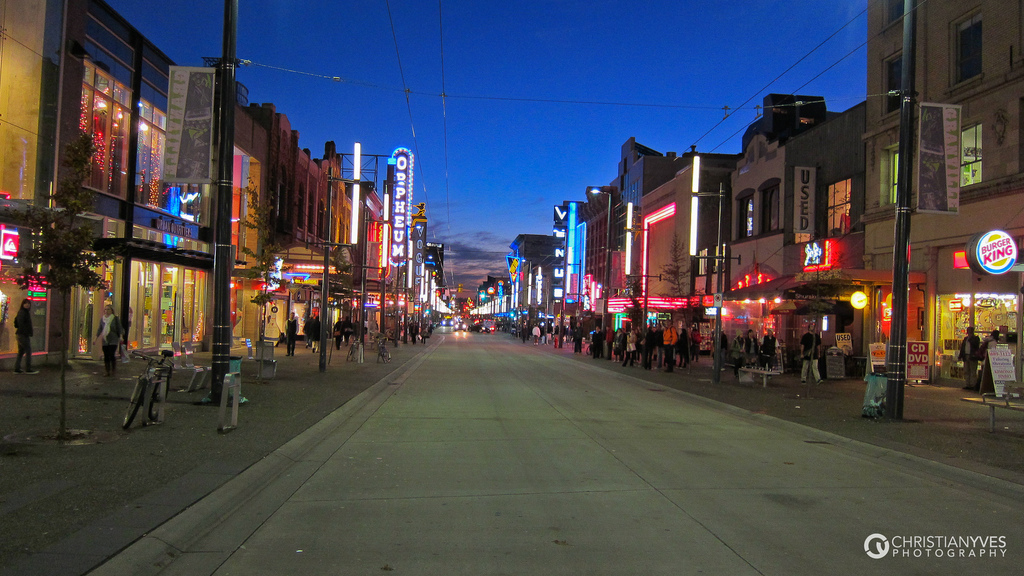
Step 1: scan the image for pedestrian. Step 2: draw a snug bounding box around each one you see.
[744,329,759,367]
[588,327,600,359]
[958,327,982,390]
[662,321,678,372]
[286,313,299,356]
[532,323,541,345]
[333,317,344,350]
[730,331,745,378]
[614,327,626,362]
[801,324,822,384]
[341,316,354,344]
[13,299,39,374]
[690,328,702,363]
[623,327,637,367]
[95,304,124,377]
[605,325,615,361]
[676,324,690,369]
[306,314,321,352]
[760,328,778,371]
[573,327,583,354]
[638,324,653,369]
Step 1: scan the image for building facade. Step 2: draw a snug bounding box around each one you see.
[863,0,1024,382]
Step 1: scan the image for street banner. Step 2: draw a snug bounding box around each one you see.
[906,341,930,381]
[916,102,961,214]
[163,67,215,184]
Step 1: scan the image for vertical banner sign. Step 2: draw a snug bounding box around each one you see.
[794,166,815,235]
[163,67,215,183]
[411,215,427,302]
[389,148,413,268]
[916,102,961,214]
[552,203,568,301]
[906,341,930,381]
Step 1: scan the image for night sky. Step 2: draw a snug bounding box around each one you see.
[103,0,868,290]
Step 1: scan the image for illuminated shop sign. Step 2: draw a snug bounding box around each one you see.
[802,239,837,272]
[966,230,1017,275]
[389,148,414,267]
[0,226,18,260]
[552,203,568,301]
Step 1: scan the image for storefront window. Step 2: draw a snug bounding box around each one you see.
[827,179,851,237]
[71,263,118,357]
[128,260,207,351]
[936,293,1018,379]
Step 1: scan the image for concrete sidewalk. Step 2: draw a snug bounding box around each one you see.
[541,336,1024,485]
[0,337,432,576]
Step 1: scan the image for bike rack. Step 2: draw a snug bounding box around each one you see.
[218,372,242,432]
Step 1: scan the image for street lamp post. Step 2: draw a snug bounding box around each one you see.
[589,187,614,331]
[688,155,737,385]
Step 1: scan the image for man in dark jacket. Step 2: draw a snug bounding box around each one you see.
[286,313,299,356]
[958,327,982,390]
[14,299,38,374]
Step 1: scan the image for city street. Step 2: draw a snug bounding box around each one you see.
[87,333,1022,576]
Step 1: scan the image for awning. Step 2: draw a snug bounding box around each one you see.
[795,268,926,285]
[725,275,803,301]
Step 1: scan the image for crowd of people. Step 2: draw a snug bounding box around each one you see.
[520,320,822,379]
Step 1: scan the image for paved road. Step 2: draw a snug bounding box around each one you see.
[90,334,1023,575]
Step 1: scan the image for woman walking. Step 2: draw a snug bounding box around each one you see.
[95,305,124,377]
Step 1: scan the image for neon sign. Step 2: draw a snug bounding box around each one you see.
[803,239,837,271]
[967,230,1017,275]
[389,148,413,268]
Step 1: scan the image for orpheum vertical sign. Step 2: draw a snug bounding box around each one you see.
[794,166,815,235]
[389,148,414,268]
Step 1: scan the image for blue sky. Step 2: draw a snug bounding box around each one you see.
[105,0,868,289]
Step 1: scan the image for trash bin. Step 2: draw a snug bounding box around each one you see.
[862,373,887,418]
[229,356,242,374]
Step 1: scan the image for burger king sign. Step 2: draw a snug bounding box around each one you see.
[966,230,1018,275]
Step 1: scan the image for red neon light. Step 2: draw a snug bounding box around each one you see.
[953,250,969,270]
[948,299,963,312]
[641,203,677,296]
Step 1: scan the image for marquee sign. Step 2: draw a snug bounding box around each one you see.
[389,148,414,268]
[966,230,1017,275]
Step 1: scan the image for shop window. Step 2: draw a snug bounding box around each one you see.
[760,185,780,232]
[80,63,130,198]
[960,123,982,186]
[883,147,899,205]
[886,56,902,114]
[737,194,754,238]
[827,179,852,236]
[136,100,167,209]
[957,14,982,83]
[887,0,904,25]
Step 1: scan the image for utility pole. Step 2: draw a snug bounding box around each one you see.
[885,0,918,419]
[318,167,334,372]
[210,0,237,401]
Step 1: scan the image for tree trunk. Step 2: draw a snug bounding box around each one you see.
[58,291,69,441]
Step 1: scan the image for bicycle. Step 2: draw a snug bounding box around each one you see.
[346,340,361,362]
[123,349,174,429]
[376,335,391,363]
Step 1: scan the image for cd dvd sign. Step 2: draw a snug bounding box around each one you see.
[966,230,1017,275]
